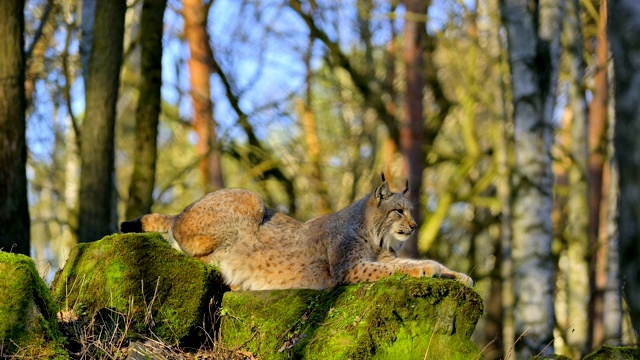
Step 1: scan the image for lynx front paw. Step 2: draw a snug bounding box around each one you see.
[440,270,475,287]
[421,262,443,278]
[455,273,474,287]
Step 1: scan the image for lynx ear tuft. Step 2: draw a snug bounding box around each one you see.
[403,179,409,195]
[381,172,386,183]
[375,181,392,202]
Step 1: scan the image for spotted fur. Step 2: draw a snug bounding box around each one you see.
[120,178,474,290]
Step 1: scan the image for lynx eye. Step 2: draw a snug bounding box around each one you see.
[394,209,404,215]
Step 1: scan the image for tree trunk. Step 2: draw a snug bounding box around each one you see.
[563,0,590,356]
[60,116,79,266]
[125,0,167,219]
[400,0,428,259]
[608,0,640,340]
[382,2,398,182]
[497,41,514,360]
[500,0,562,356]
[183,0,224,193]
[77,0,126,243]
[602,124,622,344]
[299,32,330,214]
[0,0,30,255]
[79,0,96,79]
[601,63,622,344]
[589,0,610,350]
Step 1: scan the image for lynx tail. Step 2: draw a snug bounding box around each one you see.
[120,213,175,233]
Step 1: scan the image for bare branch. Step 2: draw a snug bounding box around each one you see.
[26,0,55,60]
[288,0,399,144]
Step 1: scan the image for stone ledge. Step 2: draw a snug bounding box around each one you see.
[220,276,484,359]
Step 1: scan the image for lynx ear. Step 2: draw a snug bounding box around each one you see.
[375,180,392,202]
[403,179,409,195]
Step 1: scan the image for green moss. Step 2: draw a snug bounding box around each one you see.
[583,345,640,360]
[220,277,483,359]
[0,251,68,358]
[51,233,227,345]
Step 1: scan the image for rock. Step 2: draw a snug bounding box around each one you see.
[220,276,484,359]
[0,251,68,358]
[51,233,227,345]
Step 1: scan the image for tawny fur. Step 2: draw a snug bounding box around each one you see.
[122,180,474,291]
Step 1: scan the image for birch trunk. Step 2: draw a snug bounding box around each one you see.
[608,0,640,339]
[601,62,622,344]
[562,0,590,356]
[60,116,79,267]
[500,0,562,356]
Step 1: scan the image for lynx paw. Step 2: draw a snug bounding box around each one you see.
[455,273,474,287]
[421,263,443,278]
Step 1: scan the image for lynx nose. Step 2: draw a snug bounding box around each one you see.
[409,223,417,231]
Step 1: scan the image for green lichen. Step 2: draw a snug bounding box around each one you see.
[51,232,227,345]
[220,276,483,359]
[0,251,68,358]
[583,345,640,360]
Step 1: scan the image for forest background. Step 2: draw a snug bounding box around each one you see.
[2,0,640,358]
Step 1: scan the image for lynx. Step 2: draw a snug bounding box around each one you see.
[120,176,474,290]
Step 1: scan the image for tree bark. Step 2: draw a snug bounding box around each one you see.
[0,0,30,255]
[299,32,330,214]
[608,0,640,341]
[563,0,590,356]
[500,0,562,356]
[382,2,398,182]
[79,0,96,80]
[183,0,224,193]
[496,36,514,360]
[601,61,622,344]
[588,0,610,350]
[77,0,126,243]
[400,0,428,259]
[601,121,622,345]
[125,0,167,219]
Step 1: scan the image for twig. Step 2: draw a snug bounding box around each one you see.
[25,0,55,60]
[424,317,442,359]
[506,327,529,360]
[474,334,499,360]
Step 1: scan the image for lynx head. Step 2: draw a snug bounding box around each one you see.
[370,174,417,246]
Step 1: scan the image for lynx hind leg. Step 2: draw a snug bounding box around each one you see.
[172,189,266,259]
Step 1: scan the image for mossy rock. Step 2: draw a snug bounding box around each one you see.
[583,345,640,360]
[220,276,483,359]
[51,233,227,345]
[0,251,68,358]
